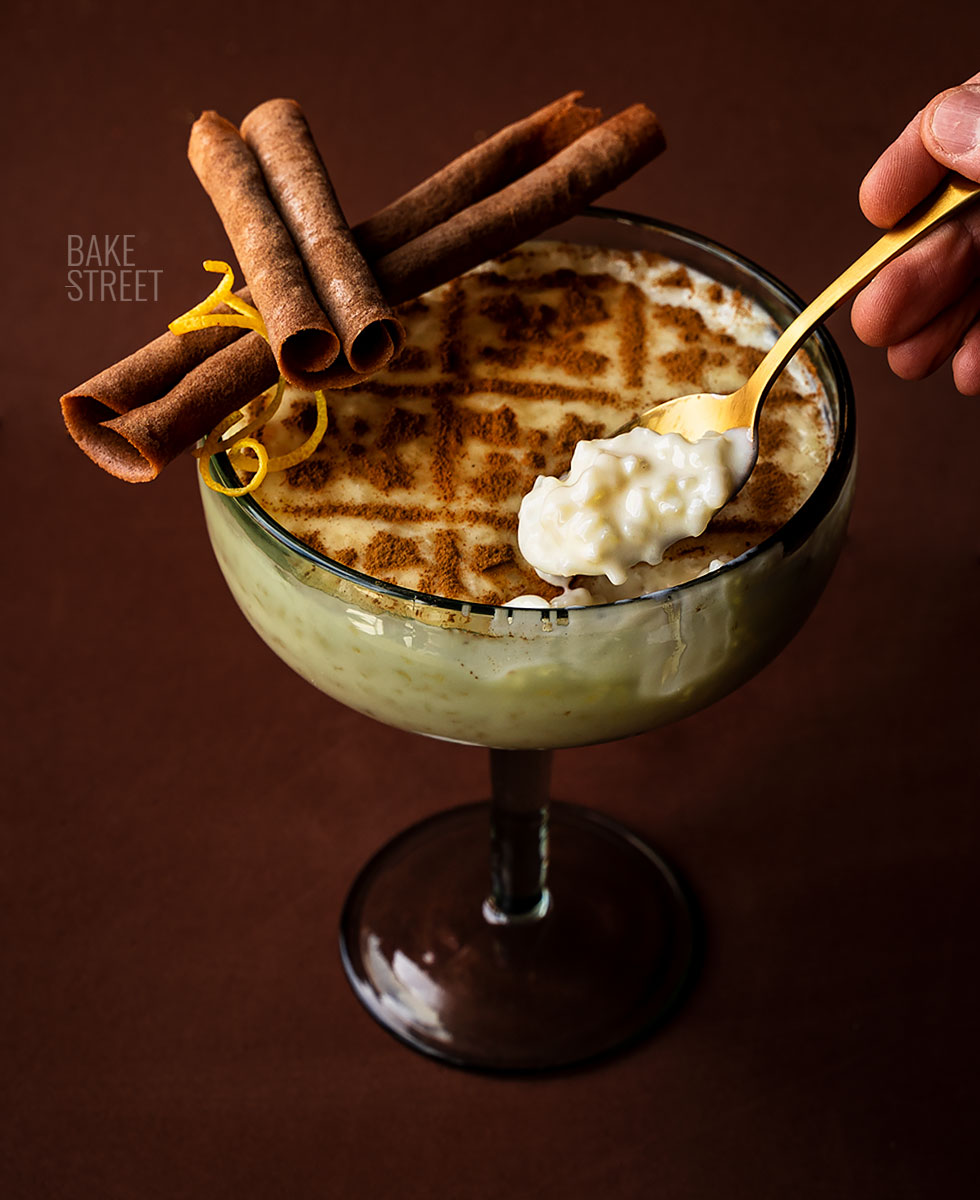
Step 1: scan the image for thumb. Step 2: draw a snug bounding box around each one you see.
[921,84,980,181]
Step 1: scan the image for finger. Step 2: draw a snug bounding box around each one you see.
[952,322,980,395]
[859,71,980,228]
[859,114,946,228]
[921,74,980,182]
[885,281,980,382]
[850,208,980,346]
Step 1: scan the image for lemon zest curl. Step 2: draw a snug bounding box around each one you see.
[168,260,268,339]
[171,261,328,496]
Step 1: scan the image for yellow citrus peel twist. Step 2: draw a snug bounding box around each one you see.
[168,260,268,339]
[169,261,328,496]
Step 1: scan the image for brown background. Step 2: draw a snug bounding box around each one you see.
[3,0,978,1196]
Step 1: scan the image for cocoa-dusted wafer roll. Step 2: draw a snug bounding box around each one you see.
[61,96,668,484]
[241,99,404,387]
[61,330,278,482]
[61,318,243,425]
[188,110,341,388]
[372,104,666,305]
[353,91,602,259]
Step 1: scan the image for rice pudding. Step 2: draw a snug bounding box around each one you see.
[200,216,854,748]
[241,240,832,605]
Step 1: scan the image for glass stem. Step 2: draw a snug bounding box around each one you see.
[486,748,552,921]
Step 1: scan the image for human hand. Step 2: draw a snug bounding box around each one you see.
[850,73,980,395]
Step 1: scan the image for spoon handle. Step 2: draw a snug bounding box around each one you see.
[745,175,980,406]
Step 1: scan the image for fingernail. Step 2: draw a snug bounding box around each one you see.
[930,88,980,155]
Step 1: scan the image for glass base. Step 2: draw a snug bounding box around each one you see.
[339,802,699,1071]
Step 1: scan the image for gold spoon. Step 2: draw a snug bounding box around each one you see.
[621,175,980,492]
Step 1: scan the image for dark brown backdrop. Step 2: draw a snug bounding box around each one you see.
[3,1,978,1196]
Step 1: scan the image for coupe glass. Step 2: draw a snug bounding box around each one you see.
[199,209,856,1071]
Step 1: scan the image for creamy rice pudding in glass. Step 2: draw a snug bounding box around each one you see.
[199,208,856,1069]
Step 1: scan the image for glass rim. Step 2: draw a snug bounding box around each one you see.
[208,205,857,616]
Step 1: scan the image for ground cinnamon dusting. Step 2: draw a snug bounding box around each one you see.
[418,529,464,598]
[736,346,766,376]
[286,457,331,488]
[553,412,605,456]
[358,451,412,492]
[480,345,525,369]
[463,404,521,446]
[377,406,428,448]
[304,530,358,564]
[759,413,790,456]
[659,346,708,382]
[743,461,800,523]
[364,377,623,408]
[658,267,692,289]
[472,543,515,572]
[557,347,608,376]
[470,451,522,503]
[440,280,467,376]
[389,345,430,373]
[618,282,646,388]
[363,531,423,572]
[283,399,319,434]
[246,243,830,604]
[476,273,613,381]
[431,395,464,501]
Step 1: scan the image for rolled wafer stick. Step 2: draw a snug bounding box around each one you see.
[188,110,341,388]
[61,319,244,426]
[61,327,278,482]
[61,97,666,483]
[353,91,602,259]
[241,98,404,387]
[372,104,665,305]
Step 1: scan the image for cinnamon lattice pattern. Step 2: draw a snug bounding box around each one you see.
[250,245,821,605]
